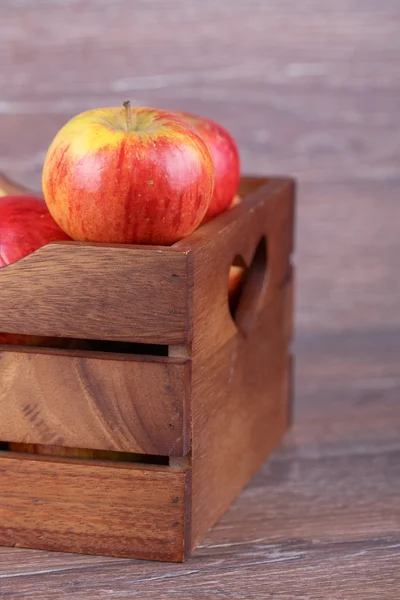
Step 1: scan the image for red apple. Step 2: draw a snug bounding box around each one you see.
[7,444,96,457]
[8,442,141,462]
[228,265,245,314]
[0,194,71,345]
[42,102,215,245]
[228,265,245,297]
[177,111,240,220]
[0,195,70,268]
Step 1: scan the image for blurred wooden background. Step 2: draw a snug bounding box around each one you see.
[0,0,400,185]
[1,2,399,597]
[2,0,399,187]
[1,0,400,335]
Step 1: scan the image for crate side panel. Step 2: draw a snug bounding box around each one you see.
[190,179,295,549]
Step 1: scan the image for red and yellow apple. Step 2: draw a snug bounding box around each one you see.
[0,194,71,345]
[42,103,215,245]
[177,111,240,221]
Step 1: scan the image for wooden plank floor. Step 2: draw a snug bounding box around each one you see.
[1,1,399,597]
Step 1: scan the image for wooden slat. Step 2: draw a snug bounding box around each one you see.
[0,453,190,561]
[0,243,191,344]
[0,348,191,456]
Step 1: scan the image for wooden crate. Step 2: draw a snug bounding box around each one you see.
[0,176,295,562]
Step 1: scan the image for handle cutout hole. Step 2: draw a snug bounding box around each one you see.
[228,236,268,336]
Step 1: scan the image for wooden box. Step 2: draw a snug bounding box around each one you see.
[0,176,295,562]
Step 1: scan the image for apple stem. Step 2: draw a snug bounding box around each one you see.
[123,100,133,131]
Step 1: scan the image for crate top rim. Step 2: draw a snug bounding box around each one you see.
[0,176,294,269]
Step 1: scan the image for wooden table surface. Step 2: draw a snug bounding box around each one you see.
[1,1,399,598]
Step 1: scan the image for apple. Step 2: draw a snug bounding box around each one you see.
[0,195,71,268]
[228,265,245,297]
[228,265,245,314]
[42,102,215,245]
[176,111,240,220]
[0,194,71,345]
[8,442,141,462]
[7,444,97,458]
[0,333,50,346]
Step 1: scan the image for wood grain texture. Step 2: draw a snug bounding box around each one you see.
[0,539,398,600]
[181,178,295,548]
[0,348,191,456]
[0,453,190,562]
[0,243,191,344]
